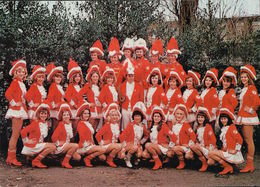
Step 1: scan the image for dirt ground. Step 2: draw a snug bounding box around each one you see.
[0,154,259,187]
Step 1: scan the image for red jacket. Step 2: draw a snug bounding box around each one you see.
[88,60,107,75]
[95,122,120,144]
[183,88,202,113]
[5,79,27,111]
[119,81,144,110]
[221,124,243,150]
[51,122,73,144]
[150,123,177,145]
[200,87,219,118]
[220,88,238,109]
[133,57,150,85]
[47,83,65,110]
[163,61,185,78]
[65,84,81,109]
[25,83,47,111]
[165,88,183,111]
[119,122,149,144]
[170,122,196,146]
[98,84,119,108]
[21,120,50,148]
[237,85,260,118]
[145,86,167,114]
[196,124,216,147]
[77,120,95,148]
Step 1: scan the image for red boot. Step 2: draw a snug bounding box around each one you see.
[199,156,208,172]
[152,156,162,170]
[176,156,185,170]
[219,160,233,175]
[240,156,254,173]
[6,151,22,167]
[106,156,117,168]
[84,155,93,167]
[32,155,47,168]
[61,155,72,169]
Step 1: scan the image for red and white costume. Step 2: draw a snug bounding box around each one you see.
[77,120,95,154]
[21,120,50,155]
[236,65,260,125]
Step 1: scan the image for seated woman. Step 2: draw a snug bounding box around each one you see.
[21,102,56,168]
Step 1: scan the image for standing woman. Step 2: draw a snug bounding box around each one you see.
[65,58,83,134]
[76,102,106,167]
[142,106,177,170]
[25,65,47,122]
[122,38,135,69]
[46,63,65,132]
[21,102,56,168]
[236,64,260,173]
[200,68,220,127]
[79,65,102,131]
[5,59,28,166]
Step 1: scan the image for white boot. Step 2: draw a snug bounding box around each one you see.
[125,154,132,168]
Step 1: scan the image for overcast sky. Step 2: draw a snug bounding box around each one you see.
[43,0,260,20]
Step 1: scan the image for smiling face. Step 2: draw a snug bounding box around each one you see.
[81,109,90,121]
[38,109,49,122]
[133,114,142,124]
[220,116,228,126]
[167,53,177,63]
[169,77,178,89]
[35,73,45,85]
[151,54,159,63]
[110,55,119,64]
[153,112,162,124]
[151,74,159,86]
[73,73,82,84]
[186,77,194,89]
[54,72,63,84]
[62,110,71,123]
[174,108,185,123]
[135,49,144,58]
[109,109,120,123]
[91,52,98,61]
[222,77,232,90]
[197,114,205,126]
[240,72,249,86]
[205,76,213,88]
[15,66,27,80]
[91,72,100,84]
[124,49,132,59]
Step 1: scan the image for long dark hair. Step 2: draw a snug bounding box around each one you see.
[196,112,209,126]
[203,76,216,89]
[219,114,233,128]
[150,112,163,131]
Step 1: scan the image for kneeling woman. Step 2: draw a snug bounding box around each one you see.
[142,106,177,170]
[21,102,56,168]
[208,107,244,175]
[95,103,122,168]
[51,103,81,169]
[119,102,149,168]
[76,102,106,167]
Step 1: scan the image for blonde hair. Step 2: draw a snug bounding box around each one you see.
[33,73,46,83]
[51,72,64,84]
[239,72,254,86]
[36,108,50,121]
[13,66,27,81]
[69,72,83,85]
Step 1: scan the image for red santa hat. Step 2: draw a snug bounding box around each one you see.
[30,65,46,80]
[202,68,219,86]
[134,38,148,52]
[34,101,51,118]
[187,70,201,86]
[46,63,63,82]
[146,67,163,85]
[101,67,117,83]
[150,39,163,56]
[166,37,181,55]
[57,102,72,120]
[166,69,184,87]
[86,65,101,81]
[104,103,121,120]
[240,64,257,81]
[132,101,147,119]
[151,105,166,121]
[67,58,82,80]
[76,101,91,117]
[122,38,134,51]
[173,102,188,117]
[89,39,104,56]
[9,59,27,76]
[197,106,211,121]
[219,106,236,120]
[108,37,122,58]
[219,66,237,86]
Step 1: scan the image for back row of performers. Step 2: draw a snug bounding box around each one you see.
[4,37,260,174]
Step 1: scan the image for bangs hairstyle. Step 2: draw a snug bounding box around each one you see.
[89,71,101,87]
[132,110,144,122]
[185,76,196,88]
[203,76,216,88]
[36,108,50,121]
[69,72,83,85]
[33,73,45,83]
[219,113,233,128]
[103,73,115,84]
[61,109,72,120]
[149,73,161,85]
[168,76,180,87]
[221,76,234,89]
[151,112,163,131]
[51,72,64,84]
[80,108,91,120]
[196,112,209,126]
[239,72,254,86]
[14,66,28,81]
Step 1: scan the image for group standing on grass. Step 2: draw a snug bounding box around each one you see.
[4,37,260,175]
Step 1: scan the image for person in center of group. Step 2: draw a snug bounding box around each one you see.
[51,103,81,169]
[208,106,244,175]
[236,64,260,173]
[119,102,149,168]
[95,103,122,168]
[190,107,216,172]
[21,102,56,168]
[76,102,106,167]
[5,59,28,166]
[25,65,47,122]
[142,106,177,170]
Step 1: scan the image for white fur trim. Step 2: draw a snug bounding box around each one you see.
[30,67,46,80]
[173,104,188,116]
[9,60,26,76]
[101,68,117,83]
[167,49,181,54]
[90,47,104,56]
[47,66,63,81]
[219,108,235,120]
[168,71,183,86]
[57,103,72,120]
[220,71,237,85]
[5,107,28,119]
[35,103,50,116]
[236,116,259,125]
[151,105,166,121]
[241,66,257,80]
[188,70,200,85]
[146,67,163,85]
[197,106,211,121]
[203,70,219,85]
[67,66,82,79]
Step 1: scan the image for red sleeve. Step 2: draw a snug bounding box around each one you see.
[185,123,196,142]
[21,121,36,138]
[5,80,19,102]
[95,124,107,143]
[231,124,243,145]
[143,125,150,139]
[98,86,106,107]
[65,84,73,103]
[51,122,62,142]
[163,124,177,143]
[119,123,131,142]
[194,90,202,108]
[206,124,216,146]
[212,88,220,108]
[250,86,260,110]
[24,84,35,103]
